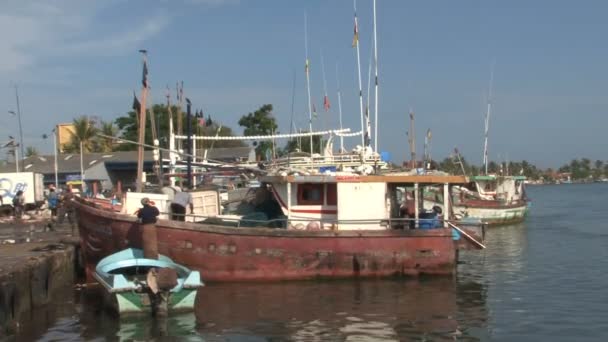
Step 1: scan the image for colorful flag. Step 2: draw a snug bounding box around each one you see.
[142,61,148,88]
[132,91,141,112]
[352,17,359,47]
[323,95,331,111]
[198,117,205,126]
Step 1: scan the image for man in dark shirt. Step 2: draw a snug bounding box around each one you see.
[137,198,160,259]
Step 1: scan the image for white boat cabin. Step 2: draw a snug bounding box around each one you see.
[465,175,526,203]
[262,173,469,231]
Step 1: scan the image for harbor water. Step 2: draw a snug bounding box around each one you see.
[11,184,608,341]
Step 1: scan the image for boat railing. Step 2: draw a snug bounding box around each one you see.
[159,211,481,231]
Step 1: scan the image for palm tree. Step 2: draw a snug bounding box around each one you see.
[97,121,118,152]
[25,146,39,157]
[63,116,98,153]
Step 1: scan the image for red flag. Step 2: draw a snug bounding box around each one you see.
[198,117,205,126]
[323,95,331,111]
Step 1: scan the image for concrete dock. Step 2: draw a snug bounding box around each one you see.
[0,218,80,337]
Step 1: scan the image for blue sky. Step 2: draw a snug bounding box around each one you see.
[1,0,607,168]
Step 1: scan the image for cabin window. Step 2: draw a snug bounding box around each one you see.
[326,184,337,205]
[298,183,324,205]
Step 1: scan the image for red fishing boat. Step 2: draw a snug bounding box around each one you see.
[75,173,485,282]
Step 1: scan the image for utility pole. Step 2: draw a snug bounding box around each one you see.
[14,85,25,165]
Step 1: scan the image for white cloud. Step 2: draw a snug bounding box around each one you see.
[0,1,170,75]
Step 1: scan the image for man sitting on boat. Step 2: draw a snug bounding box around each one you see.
[136,197,160,259]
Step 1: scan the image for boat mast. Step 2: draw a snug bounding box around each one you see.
[424,128,432,168]
[288,68,296,167]
[175,82,183,153]
[304,12,314,158]
[136,50,148,192]
[166,86,176,186]
[336,63,344,152]
[408,109,416,169]
[483,62,495,175]
[372,0,379,153]
[353,0,366,148]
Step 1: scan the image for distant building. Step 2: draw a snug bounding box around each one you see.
[56,123,76,152]
[0,147,257,192]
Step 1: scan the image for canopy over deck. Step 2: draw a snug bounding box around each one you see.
[261,174,469,185]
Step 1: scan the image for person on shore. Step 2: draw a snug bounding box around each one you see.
[12,190,25,220]
[137,197,160,259]
[58,187,76,234]
[171,190,193,221]
[46,187,59,231]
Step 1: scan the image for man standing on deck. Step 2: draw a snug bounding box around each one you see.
[137,197,160,259]
[171,190,193,221]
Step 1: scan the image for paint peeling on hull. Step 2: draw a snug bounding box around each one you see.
[75,201,459,282]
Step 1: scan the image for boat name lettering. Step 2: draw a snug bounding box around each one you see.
[336,175,361,181]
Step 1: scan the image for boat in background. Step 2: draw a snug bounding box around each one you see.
[424,175,529,225]
[94,248,204,315]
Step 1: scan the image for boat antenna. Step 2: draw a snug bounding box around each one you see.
[336,63,344,153]
[366,41,373,135]
[372,0,379,153]
[424,128,432,168]
[483,60,495,175]
[321,49,332,155]
[304,12,314,161]
[288,68,297,167]
[408,108,416,169]
[353,0,367,148]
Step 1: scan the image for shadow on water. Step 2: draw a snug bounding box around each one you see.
[13,276,489,341]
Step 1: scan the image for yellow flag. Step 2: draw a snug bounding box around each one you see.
[352,19,359,47]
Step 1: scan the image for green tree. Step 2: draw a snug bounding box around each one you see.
[63,116,98,153]
[284,134,324,155]
[115,104,244,152]
[97,121,118,152]
[593,160,604,180]
[238,104,278,160]
[25,146,39,157]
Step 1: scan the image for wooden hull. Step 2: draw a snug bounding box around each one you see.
[76,200,462,283]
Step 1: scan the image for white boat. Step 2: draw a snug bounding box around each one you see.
[424,175,530,225]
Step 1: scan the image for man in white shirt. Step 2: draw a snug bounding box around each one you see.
[171,191,193,221]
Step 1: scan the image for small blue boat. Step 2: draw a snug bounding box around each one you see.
[93,248,204,315]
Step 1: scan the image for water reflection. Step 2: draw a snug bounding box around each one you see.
[17,277,488,341]
[196,278,488,341]
[459,222,528,282]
